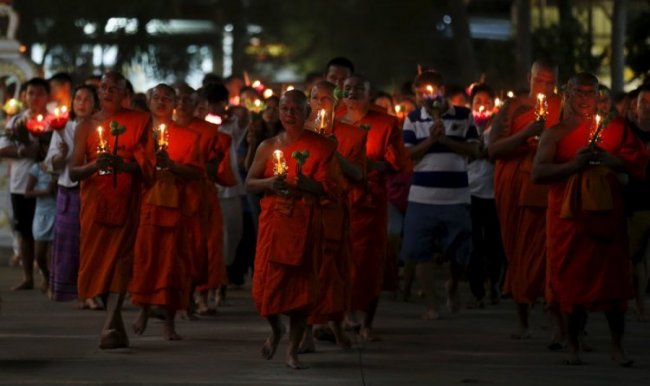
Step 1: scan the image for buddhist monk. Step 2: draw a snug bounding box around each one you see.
[488,59,562,340]
[532,72,648,366]
[69,71,150,349]
[130,84,202,340]
[173,84,235,317]
[246,90,338,369]
[299,80,366,352]
[339,75,411,341]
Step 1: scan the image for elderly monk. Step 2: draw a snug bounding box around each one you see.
[532,72,648,366]
[173,83,236,317]
[488,59,562,340]
[246,90,338,369]
[129,84,202,340]
[339,74,411,341]
[70,71,150,349]
[299,80,366,353]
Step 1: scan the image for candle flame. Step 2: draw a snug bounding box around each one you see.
[254,99,262,107]
[537,93,546,102]
[426,85,434,95]
[252,80,261,88]
[273,149,283,162]
[37,114,43,122]
[595,114,601,125]
[507,91,515,98]
[61,105,68,113]
[263,89,274,99]
[286,85,295,91]
[479,105,485,113]
[495,98,502,107]
[395,105,402,113]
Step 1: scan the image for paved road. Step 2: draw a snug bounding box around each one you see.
[0,255,648,385]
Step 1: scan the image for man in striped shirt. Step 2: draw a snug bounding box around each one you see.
[400,71,480,320]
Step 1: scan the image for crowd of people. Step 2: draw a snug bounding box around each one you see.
[1,56,649,369]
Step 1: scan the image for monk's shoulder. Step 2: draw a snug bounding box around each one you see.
[335,120,366,142]
[367,110,397,128]
[302,130,336,155]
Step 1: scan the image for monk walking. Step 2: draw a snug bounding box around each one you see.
[70,71,150,349]
[339,75,411,341]
[129,84,202,340]
[532,72,648,366]
[246,90,337,369]
[488,59,561,340]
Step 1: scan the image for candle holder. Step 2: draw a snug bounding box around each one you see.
[534,93,548,122]
[96,125,112,176]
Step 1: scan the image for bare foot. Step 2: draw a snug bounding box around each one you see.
[86,298,103,310]
[359,326,382,342]
[11,280,34,291]
[611,348,634,367]
[286,356,309,369]
[510,328,532,340]
[163,326,183,341]
[298,333,315,354]
[132,310,149,335]
[261,324,286,360]
[99,329,128,350]
[422,308,441,320]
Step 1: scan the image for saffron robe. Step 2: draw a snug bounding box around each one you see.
[77,109,150,299]
[130,124,202,310]
[252,130,338,317]
[546,117,648,312]
[493,96,561,303]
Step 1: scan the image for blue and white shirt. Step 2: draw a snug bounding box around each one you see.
[402,105,479,205]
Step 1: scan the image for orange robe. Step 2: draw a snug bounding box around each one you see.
[547,117,648,312]
[182,119,236,289]
[494,97,560,304]
[253,130,338,317]
[346,110,411,311]
[77,110,150,299]
[309,121,366,324]
[130,124,202,310]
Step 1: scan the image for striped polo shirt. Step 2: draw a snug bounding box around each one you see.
[402,105,479,205]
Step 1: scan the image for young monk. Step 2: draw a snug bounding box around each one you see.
[488,59,562,340]
[173,84,235,317]
[246,90,338,369]
[69,71,150,349]
[129,84,202,340]
[339,75,411,341]
[532,72,649,366]
[299,80,366,353]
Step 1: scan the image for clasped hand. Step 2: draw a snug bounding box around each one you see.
[156,149,172,169]
[428,120,445,143]
[574,146,618,169]
[96,153,123,171]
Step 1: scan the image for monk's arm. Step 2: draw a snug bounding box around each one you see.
[532,129,590,183]
[245,141,283,194]
[336,152,363,182]
[488,103,541,160]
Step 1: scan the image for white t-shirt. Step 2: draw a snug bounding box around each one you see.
[217,117,246,199]
[467,125,495,199]
[0,111,39,194]
[45,120,78,188]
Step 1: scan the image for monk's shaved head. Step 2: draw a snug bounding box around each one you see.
[281,89,309,113]
[102,71,128,90]
[312,80,336,94]
[567,72,599,89]
[531,58,558,76]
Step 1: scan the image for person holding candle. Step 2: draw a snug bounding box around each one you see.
[532,72,648,366]
[400,71,480,320]
[47,72,73,113]
[466,84,506,308]
[129,84,202,340]
[299,80,366,352]
[45,84,101,308]
[69,71,151,349]
[0,77,50,291]
[488,59,562,341]
[173,83,236,317]
[246,90,338,369]
[339,74,411,340]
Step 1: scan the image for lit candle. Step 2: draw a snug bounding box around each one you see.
[205,114,222,125]
[494,98,502,108]
[96,126,107,152]
[254,99,262,108]
[263,89,274,99]
[426,85,434,97]
[318,108,326,131]
[507,91,515,98]
[286,85,295,92]
[395,105,402,114]
[252,80,261,89]
[273,149,288,176]
[535,93,548,121]
[157,123,168,149]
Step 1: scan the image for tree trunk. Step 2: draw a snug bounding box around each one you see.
[610,0,626,93]
[447,0,478,85]
[513,0,531,89]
